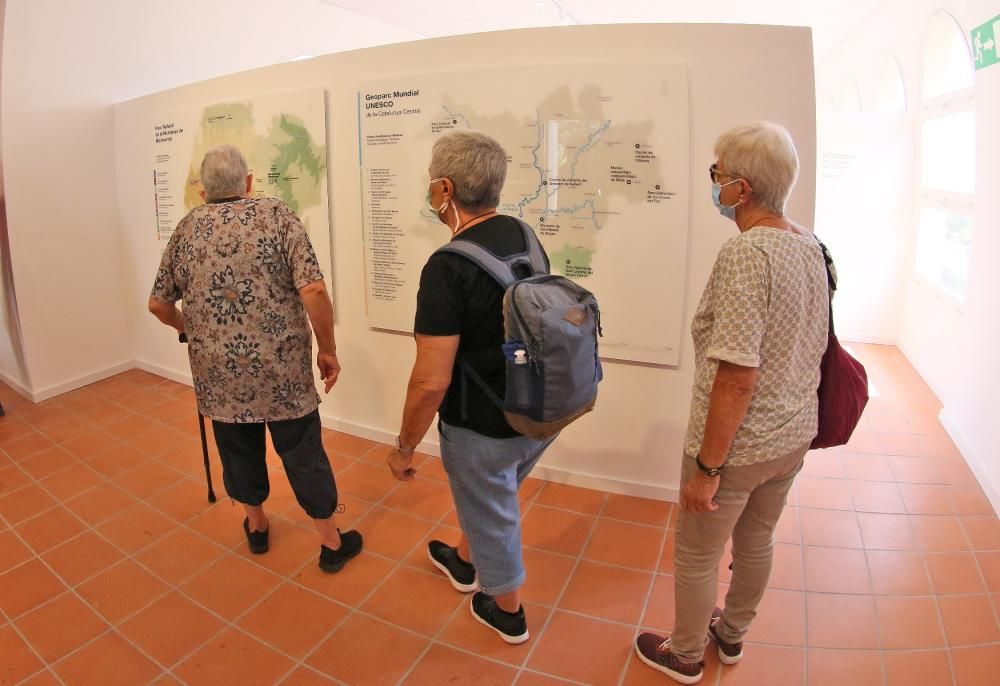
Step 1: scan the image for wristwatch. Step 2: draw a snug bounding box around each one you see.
[695,454,724,478]
[394,436,414,456]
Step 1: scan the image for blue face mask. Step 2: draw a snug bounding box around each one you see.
[712,179,741,221]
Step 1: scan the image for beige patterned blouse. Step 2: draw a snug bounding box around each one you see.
[151,197,323,423]
[684,227,829,466]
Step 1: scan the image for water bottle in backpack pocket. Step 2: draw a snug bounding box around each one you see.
[502,341,542,416]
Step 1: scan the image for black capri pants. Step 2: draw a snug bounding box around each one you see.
[211,409,338,519]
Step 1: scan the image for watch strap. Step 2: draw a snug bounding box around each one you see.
[695,454,723,477]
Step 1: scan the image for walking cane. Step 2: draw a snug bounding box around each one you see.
[180,333,217,503]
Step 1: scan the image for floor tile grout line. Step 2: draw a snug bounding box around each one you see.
[795,494,809,685]
[951,508,997,685]
[516,488,608,682]
[0,448,310,682]
[614,496,673,686]
[0,504,177,683]
[872,468,912,685]
[514,670,588,685]
[0,514,71,686]
[886,467,956,686]
[287,454,466,682]
[392,581,474,685]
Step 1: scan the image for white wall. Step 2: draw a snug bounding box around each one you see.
[116,24,816,499]
[818,0,1000,512]
[947,0,1000,513]
[0,0,420,400]
[814,110,913,343]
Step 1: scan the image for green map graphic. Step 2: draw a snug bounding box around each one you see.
[183,103,326,216]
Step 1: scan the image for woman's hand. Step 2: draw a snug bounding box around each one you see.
[388,446,417,481]
[681,472,721,513]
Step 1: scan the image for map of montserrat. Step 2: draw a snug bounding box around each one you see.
[359,64,690,365]
[183,103,326,216]
[153,88,328,247]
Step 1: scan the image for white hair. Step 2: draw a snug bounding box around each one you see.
[714,122,800,215]
[429,130,508,211]
[200,145,249,201]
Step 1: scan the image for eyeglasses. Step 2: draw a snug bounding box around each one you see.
[709,163,741,185]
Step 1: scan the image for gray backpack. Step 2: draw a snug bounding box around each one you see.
[435,219,603,439]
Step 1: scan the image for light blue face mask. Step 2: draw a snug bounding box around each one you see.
[712,178,742,221]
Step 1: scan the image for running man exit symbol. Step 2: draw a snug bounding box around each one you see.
[972,15,1000,70]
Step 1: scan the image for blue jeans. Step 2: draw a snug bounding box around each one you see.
[438,420,555,596]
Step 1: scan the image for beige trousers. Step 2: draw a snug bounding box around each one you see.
[670,443,808,662]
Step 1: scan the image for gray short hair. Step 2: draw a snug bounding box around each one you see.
[429,131,508,211]
[714,122,799,215]
[200,145,249,201]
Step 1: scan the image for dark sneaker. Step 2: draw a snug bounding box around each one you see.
[318,529,363,573]
[634,633,704,684]
[470,591,529,644]
[427,540,478,592]
[708,607,744,664]
[243,517,269,555]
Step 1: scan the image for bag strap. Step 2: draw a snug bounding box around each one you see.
[815,236,837,338]
[432,217,548,290]
[458,356,504,420]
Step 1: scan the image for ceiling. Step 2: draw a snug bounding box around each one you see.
[316,0,885,60]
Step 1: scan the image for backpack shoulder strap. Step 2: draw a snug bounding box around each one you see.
[433,216,549,288]
[433,239,517,289]
[513,218,550,276]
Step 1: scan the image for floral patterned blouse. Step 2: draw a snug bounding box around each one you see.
[151,197,324,423]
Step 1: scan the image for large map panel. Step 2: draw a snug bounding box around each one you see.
[359,64,689,365]
[152,88,328,248]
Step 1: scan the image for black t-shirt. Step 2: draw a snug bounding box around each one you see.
[414,215,549,438]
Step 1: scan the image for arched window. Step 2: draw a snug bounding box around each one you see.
[840,76,863,113]
[872,51,906,114]
[916,11,975,300]
[923,11,975,99]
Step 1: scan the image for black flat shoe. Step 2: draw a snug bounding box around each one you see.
[243,517,269,555]
[319,529,363,573]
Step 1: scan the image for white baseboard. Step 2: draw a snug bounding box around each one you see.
[31,360,136,402]
[331,416,443,458]
[0,368,33,401]
[532,464,678,502]
[135,359,194,388]
[839,334,897,345]
[939,407,1000,517]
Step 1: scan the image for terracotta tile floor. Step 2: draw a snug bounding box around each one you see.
[0,344,998,685]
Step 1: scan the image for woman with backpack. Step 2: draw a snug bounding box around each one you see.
[387,130,558,645]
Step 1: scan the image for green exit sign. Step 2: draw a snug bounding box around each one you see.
[972,15,1000,70]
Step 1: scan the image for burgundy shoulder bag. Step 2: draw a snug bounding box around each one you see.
[811,241,869,449]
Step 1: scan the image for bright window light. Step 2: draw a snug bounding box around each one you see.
[923,12,974,99]
[920,111,976,194]
[915,207,973,300]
